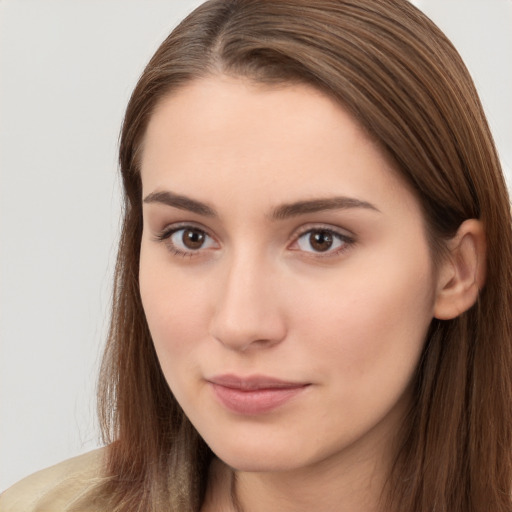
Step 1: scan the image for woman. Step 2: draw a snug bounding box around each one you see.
[2,0,511,511]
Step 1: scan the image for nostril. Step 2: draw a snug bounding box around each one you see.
[209,302,287,352]
[208,259,287,351]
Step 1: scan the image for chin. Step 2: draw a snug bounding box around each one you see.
[205,435,314,473]
[218,451,302,473]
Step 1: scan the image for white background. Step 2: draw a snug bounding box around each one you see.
[1,0,511,492]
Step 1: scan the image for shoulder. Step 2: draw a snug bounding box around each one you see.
[0,447,108,512]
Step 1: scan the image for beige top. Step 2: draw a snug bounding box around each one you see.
[0,448,107,512]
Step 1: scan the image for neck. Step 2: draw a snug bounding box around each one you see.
[202,434,394,512]
[235,445,388,512]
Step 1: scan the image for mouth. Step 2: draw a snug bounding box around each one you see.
[207,374,310,415]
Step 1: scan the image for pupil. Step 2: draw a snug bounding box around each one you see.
[183,229,205,249]
[310,230,333,252]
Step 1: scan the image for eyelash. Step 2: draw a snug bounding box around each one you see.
[290,225,355,258]
[154,223,355,259]
[154,223,217,258]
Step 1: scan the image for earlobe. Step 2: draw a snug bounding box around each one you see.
[433,219,486,320]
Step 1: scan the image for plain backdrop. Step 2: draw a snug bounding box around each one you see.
[1,0,511,493]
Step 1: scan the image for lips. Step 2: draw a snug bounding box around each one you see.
[207,374,310,415]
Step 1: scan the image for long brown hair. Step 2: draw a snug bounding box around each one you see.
[96,1,512,510]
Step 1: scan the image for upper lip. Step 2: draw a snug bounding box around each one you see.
[207,374,309,390]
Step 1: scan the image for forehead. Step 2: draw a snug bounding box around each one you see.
[144,76,364,159]
[140,75,419,219]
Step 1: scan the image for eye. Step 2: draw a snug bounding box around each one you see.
[157,226,218,256]
[292,228,353,255]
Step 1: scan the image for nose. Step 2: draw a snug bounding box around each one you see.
[208,252,287,352]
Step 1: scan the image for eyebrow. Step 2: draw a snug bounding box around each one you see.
[270,197,379,220]
[143,190,217,217]
[143,190,379,219]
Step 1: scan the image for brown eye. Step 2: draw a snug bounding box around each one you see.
[294,228,351,256]
[163,226,217,255]
[182,228,206,249]
[309,230,334,252]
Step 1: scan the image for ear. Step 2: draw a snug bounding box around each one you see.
[433,219,486,320]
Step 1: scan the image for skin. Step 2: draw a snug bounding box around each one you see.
[138,75,483,511]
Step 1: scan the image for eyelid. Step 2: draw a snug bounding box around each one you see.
[152,221,355,259]
[292,222,354,239]
[288,223,356,257]
[153,221,219,257]
[154,221,213,240]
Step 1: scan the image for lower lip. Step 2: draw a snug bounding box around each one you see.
[210,383,308,415]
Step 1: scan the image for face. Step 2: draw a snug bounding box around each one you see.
[139,75,439,474]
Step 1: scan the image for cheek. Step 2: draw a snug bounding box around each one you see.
[139,251,213,381]
[289,246,436,388]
